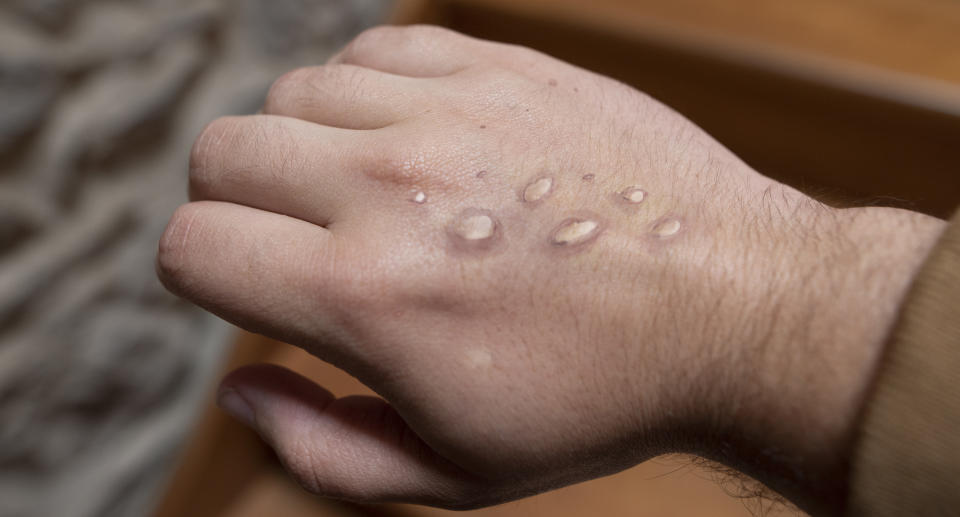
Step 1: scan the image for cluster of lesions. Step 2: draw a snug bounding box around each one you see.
[538,180,680,248]
[415,172,682,253]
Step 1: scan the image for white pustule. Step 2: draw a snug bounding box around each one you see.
[522,177,553,203]
[620,186,646,204]
[454,214,496,241]
[551,218,600,246]
[653,218,682,237]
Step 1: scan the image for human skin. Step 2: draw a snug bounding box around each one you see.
[157,25,946,516]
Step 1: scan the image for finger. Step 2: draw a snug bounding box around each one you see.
[157,201,356,364]
[263,64,434,129]
[217,364,486,509]
[188,115,368,227]
[328,25,486,77]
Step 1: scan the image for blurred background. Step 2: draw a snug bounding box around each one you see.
[0,1,387,516]
[1,0,958,516]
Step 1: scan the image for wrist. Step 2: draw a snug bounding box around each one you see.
[711,200,945,515]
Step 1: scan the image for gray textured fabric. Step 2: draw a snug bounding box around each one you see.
[0,1,389,516]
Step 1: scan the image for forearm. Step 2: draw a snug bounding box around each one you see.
[706,201,946,515]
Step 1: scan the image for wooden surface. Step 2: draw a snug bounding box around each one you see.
[437,0,960,86]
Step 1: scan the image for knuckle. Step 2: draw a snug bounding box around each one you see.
[313,65,367,102]
[344,24,455,60]
[263,67,313,112]
[400,23,457,40]
[156,203,206,289]
[342,25,395,58]
[190,117,238,181]
[188,116,243,190]
[266,65,370,114]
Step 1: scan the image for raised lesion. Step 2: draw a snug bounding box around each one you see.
[549,216,603,247]
[651,217,682,238]
[446,207,504,254]
[520,176,555,203]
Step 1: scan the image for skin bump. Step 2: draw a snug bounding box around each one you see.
[447,208,503,253]
[620,186,646,204]
[522,177,554,203]
[551,218,601,247]
[652,217,682,238]
[455,215,495,240]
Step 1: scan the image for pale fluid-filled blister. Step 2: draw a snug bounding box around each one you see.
[620,186,646,204]
[551,218,600,246]
[652,217,682,238]
[448,208,502,252]
[522,177,553,203]
[455,214,496,241]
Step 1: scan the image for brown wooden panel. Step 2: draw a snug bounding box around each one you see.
[448,0,960,85]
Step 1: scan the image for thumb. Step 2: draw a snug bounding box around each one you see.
[216,363,484,509]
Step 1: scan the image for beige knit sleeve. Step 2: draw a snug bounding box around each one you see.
[847,210,960,516]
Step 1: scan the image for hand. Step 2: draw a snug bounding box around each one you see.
[157,25,945,514]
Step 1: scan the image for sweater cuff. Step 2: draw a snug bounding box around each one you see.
[847,210,960,516]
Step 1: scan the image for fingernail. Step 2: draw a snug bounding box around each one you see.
[217,387,255,428]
